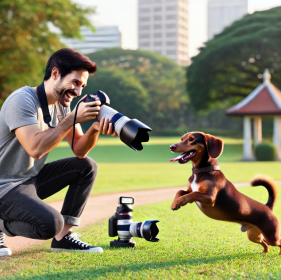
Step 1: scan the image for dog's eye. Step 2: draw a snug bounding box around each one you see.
[189,138,194,141]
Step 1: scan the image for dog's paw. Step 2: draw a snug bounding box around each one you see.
[171,201,180,211]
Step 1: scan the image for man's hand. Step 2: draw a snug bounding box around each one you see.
[92,117,118,137]
[71,97,101,124]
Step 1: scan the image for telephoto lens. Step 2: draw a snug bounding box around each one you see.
[84,91,152,151]
[108,196,160,248]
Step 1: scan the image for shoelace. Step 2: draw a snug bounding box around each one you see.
[66,232,90,248]
[0,232,5,246]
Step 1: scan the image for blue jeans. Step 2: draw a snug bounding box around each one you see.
[0,157,97,240]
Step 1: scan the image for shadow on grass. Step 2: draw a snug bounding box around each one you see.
[7,251,261,280]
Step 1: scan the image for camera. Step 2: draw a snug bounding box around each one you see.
[84,91,152,151]
[108,196,160,248]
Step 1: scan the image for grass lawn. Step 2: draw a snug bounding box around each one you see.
[48,136,244,163]
[1,186,281,279]
[44,137,281,202]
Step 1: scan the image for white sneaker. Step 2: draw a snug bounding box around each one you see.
[0,231,12,257]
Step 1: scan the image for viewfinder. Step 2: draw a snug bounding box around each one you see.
[119,196,134,205]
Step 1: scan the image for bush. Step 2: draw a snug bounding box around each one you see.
[254,142,278,161]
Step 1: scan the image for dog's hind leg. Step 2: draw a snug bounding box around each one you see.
[247,227,269,253]
[258,218,281,254]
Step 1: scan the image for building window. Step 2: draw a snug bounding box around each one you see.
[167,41,176,46]
[166,14,177,20]
[154,41,162,46]
[154,33,162,38]
[154,15,162,21]
[167,32,176,37]
[139,25,150,30]
[139,42,150,47]
[154,24,162,29]
[155,50,162,55]
[154,7,162,12]
[166,50,177,55]
[139,34,150,39]
[166,23,176,29]
[140,17,150,22]
[140,8,150,13]
[166,6,176,11]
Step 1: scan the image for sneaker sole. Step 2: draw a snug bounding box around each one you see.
[0,248,12,256]
[51,247,103,253]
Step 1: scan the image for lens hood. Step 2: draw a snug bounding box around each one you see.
[120,119,152,151]
[142,220,160,242]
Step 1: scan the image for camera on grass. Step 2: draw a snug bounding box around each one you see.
[84,91,152,151]
[108,196,160,248]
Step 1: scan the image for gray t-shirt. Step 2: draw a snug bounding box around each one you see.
[0,86,70,199]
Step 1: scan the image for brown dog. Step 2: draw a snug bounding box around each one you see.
[170,132,280,254]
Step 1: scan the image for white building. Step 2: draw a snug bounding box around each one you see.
[208,0,248,40]
[61,26,121,55]
[138,0,189,66]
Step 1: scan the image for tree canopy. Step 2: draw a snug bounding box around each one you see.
[0,0,95,106]
[87,48,188,132]
[187,6,281,111]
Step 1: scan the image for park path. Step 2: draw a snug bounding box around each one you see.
[5,180,281,253]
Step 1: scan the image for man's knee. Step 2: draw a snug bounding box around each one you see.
[38,212,64,240]
[80,157,98,176]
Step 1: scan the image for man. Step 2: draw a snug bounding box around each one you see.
[0,48,117,256]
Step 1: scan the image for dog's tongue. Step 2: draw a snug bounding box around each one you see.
[169,154,184,162]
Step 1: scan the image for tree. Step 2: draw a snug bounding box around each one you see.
[0,0,95,106]
[87,48,188,132]
[187,6,281,111]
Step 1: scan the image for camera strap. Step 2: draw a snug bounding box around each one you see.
[37,82,82,151]
[37,82,55,128]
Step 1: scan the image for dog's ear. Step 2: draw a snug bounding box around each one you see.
[203,134,224,158]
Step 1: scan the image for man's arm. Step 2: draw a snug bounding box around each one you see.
[15,100,100,160]
[15,113,74,160]
[64,117,117,159]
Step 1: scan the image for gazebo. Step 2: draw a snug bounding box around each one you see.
[226,69,281,160]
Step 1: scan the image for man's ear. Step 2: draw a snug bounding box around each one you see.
[203,134,224,159]
[51,67,60,80]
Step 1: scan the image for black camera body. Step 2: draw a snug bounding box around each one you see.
[84,91,152,151]
[109,196,160,248]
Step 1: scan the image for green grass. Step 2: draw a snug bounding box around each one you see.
[44,137,281,202]
[48,136,243,163]
[45,162,281,202]
[2,186,281,279]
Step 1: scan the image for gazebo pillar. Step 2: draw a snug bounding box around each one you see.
[243,116,253,160]
[253,117,262,145]
[273,116,281,159]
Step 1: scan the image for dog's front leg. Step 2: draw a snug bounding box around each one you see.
[175,191,216,209]
[171,190,190,210]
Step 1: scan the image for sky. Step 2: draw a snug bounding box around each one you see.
[74,0,281,58]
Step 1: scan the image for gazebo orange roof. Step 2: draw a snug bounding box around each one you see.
[226,69,281,116]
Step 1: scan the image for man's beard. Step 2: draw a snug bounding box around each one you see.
[53,80,77,107]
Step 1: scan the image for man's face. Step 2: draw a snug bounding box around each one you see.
[53,69,89,107]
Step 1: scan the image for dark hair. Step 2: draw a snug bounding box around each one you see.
[44,48,97,80]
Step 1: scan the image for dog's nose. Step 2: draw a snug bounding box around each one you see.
[170,144,177,151]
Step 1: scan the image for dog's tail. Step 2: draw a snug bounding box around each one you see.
[250,174,278,210]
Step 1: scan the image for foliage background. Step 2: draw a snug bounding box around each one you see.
[1,4,281,137]
[187,6,281,111]
[0,0,95,107]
